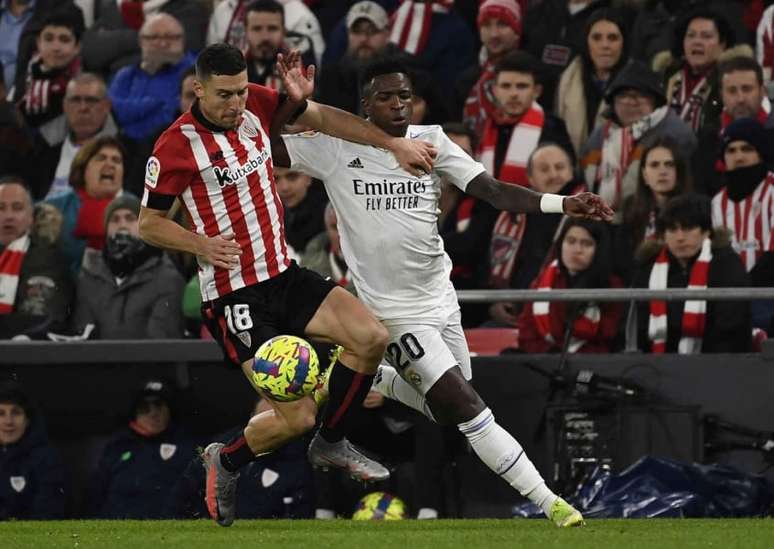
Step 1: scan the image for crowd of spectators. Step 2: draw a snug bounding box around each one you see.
[2,0,774,521]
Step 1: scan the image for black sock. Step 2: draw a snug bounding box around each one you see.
[319,360,374,443]
[219,435,256,472]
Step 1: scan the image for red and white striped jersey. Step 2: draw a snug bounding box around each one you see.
[142,83,291,301]
[711,173,774,272]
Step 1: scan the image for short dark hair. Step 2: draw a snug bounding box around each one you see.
[442,122,477,150]
[69,136,126,190]
[0,380,33,419]
[494,50,542,84]
[245,0,285,25]
[0,174,34,206]
[180,65,196,88]
[656,193,712,234]
[718,55,764,86]
[361,56,413,97]
[673,8,735,58]
[554,218,612,288]
[196,43,247,81]
[39,10,84,42]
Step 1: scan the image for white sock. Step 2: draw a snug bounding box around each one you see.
[373,365,435,421]
[458,407,557,516]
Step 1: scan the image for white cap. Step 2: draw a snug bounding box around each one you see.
[346,1,389,31]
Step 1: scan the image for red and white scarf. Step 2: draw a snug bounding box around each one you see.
[488,211,527,288]
[0,234,31,315]
[669,65,712,132]
[225,0,249,51]
[478,101,545,187]
[532,259,601,353]
[389,0,454,55]
[711,172,774,271]
[758,5,774,84]
[595,105,668,211]
[22,55,80,118]
[648,237,712,354]
[463,50,497,138]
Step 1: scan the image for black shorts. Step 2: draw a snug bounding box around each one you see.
[202,261,336,366]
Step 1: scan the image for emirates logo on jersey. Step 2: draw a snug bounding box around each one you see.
[212,150,268,188]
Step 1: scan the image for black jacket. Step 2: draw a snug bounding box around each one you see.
[90,423,196,519]
[632,236,751,353]
[283,180,328,255]
[0,415,66,520]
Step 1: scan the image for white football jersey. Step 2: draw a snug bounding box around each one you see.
[282,125,486,324]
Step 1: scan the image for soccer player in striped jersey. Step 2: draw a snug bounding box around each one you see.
[138,44,436,527]
[272,57,614,527]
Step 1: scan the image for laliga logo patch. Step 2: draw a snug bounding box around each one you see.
[261,468,279,487]
[10,476,26,493]
[145,156,161,189]
[159,443,177,461]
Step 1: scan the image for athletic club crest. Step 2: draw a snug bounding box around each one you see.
[240,120,258,139]
[10,476,26,492]
[159,443,177,461]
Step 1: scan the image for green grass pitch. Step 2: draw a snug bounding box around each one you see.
[1,518,773,549]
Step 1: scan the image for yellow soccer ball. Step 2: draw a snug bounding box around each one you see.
[252,335,319,402]
[352,492,407,520]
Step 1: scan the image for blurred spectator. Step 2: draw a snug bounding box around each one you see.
[409,68,451,125]
[170,397,314,519]
[0,61,34,176]
[16,11,83,130]
[437,122,497,327]
[476,50,573,187]
[581,60,697,222]
[631,0,750,66]
[386,0,475,90]
[2,1,83,102]
[632,192,751,353]
[81,0,207,79]
[615,136,691,283]
[208,0,325,67]
[90,379,196,519]
[45,136,126,274]
[656,9,751,134]
[516,218,624,353]
[0,381,66,520]
[23,73,117,201]
[486,143,585,326]
[243,0,316,90]
[120,66,195,197]
[300,203,356,294]
[692,56,773,198]
[460,0,522,136]
[749,251,774,335]
[108,13,196,141]
[756,5,774,90]
[0,176,73,340]
[275,166,327,258]
[556,8,629,155]
[710,117,774,273]
[521,0,635,115]
[317,2,407,115]
[71,194,184,339]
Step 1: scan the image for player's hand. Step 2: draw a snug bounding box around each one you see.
[563,192,614,222]
[488,302,519,326]
[388,137,437,177]
[198,232,242,270]
[276,50,315,103]
[363,390,385,409]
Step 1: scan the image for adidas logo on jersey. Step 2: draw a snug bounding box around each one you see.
[347,157,364,168]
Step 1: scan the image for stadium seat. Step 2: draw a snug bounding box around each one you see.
[464,328,519,356]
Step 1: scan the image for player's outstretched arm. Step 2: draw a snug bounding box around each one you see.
[465,172,614,221]
[139,206,242,270]
[295,101,436,177]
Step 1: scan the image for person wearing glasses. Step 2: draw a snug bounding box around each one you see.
[107,13,195,142]
[580,59,697,224]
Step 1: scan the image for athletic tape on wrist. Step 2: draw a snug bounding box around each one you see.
[540,193,565,214]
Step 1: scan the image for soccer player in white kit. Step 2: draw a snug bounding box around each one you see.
[271,58,613,527]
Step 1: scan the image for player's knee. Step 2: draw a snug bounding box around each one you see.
[285,408,317,437]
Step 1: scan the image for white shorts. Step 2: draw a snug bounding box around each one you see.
[382,307,471,395]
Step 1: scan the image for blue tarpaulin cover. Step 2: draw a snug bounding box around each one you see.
[513,457,774,518]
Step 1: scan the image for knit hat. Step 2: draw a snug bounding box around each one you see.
[132,378,175,416]
[0,380,32,416]
[104,193,140,230]
[477,0,522,35]
[604,59,666,107]
[720,117,770,162]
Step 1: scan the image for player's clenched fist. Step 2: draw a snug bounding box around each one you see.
[563,192,614,222]
[197,232,243,269]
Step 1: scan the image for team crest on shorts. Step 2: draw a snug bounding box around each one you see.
[159,443,177,461]
[10,476,26,492]
[408,371,422,386]
[261,468,279,487]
